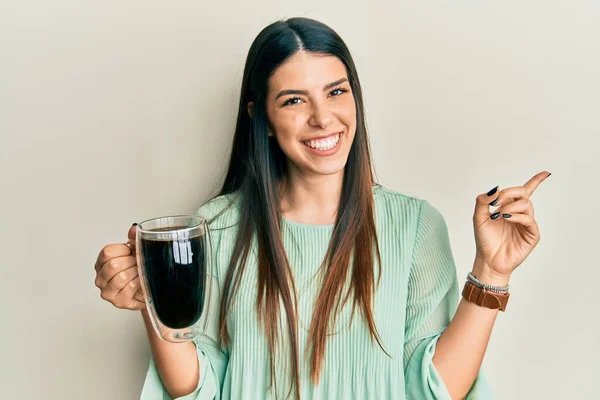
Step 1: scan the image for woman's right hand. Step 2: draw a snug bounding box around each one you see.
[94,224,146,311]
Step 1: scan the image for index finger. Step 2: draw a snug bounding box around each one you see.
[524,170,551,196]
[95,243,131,273]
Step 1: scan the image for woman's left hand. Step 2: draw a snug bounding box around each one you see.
[471,170,551,285]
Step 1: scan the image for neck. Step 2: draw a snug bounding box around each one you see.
[279,169,344,226]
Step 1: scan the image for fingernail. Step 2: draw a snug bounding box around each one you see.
[502,213,512,218]
[487,186,499,196]
[132,223,138,227]
[489,197,499,206]
[548,172,552,177]
[490,212,501,220]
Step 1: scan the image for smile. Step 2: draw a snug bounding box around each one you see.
[302,132,341,151]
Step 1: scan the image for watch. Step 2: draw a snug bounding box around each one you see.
[462,280,510,312]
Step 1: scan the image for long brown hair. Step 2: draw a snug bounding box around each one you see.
[214,17,387,399]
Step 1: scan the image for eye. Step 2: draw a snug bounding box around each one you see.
[329,87,348,97]
[282,97,302,106]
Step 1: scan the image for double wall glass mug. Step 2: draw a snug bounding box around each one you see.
[135,215,213,343]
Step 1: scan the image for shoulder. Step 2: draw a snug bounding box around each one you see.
[374,184,421,206]
[195,192,242,230]
[373,184,448,236]
[373,184,424,218]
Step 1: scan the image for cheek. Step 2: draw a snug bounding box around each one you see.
[337,99,357,129]
[292,113,308,130]
[273,113,307,142]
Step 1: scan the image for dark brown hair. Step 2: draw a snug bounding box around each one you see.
[214,17,387,399]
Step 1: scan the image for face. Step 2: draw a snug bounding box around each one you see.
[263,51,357,179]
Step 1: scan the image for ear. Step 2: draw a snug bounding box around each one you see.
[247,102,254,119]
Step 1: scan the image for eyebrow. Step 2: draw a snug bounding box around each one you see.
[275,78,349,100]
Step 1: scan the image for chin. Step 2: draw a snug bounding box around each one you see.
[306,159,348,176]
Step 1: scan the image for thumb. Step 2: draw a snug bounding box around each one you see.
[128,223,137,240]
[127,223,137,250]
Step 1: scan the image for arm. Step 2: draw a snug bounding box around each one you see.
[432,258,507,399]
[141,309,200,398]
[435,172,550,399]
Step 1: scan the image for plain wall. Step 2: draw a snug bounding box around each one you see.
[1,1,598,398]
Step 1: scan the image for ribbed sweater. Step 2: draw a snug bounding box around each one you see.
[140,185,492,399]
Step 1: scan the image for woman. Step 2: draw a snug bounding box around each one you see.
[93,17,550,399]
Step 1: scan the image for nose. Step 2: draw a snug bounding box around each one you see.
[308,100,333,129]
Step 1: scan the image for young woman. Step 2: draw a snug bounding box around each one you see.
[94,17,550,399]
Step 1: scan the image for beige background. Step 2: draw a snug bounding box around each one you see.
[1,1,598,399]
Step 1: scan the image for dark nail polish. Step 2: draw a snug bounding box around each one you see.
[489,197,499,206]
[502,213,511,218]
[487,186,499,196]
[490,212,501,220]
[132,223,138,227]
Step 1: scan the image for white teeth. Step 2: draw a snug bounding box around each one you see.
[303,133,341,151]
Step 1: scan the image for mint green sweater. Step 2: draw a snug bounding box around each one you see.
[140,185,492,399]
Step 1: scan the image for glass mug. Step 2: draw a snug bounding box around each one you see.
[135,215,213,343]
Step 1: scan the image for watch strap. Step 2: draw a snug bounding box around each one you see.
[462,281,510,312]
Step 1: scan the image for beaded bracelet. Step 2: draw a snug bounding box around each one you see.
[467,272,510,293]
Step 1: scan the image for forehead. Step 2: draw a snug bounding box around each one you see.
[268,51,348,91]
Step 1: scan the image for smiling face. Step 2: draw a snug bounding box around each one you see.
[264,51,357,179]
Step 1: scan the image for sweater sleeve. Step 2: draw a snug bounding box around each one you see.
[403,200,493,400]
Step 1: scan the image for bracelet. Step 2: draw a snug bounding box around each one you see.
[467,272,510,293]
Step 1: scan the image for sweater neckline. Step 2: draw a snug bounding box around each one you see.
[279,184,382,230]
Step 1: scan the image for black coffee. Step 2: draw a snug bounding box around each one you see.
[141,227,206,329]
